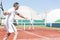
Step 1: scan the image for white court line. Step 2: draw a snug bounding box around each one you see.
[17,38,46,40]
[46,34,60,38]
[22,30,49,40]
[15,29,60,40]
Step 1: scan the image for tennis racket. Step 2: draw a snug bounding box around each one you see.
[0,0,4,11]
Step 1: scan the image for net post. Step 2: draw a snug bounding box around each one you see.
[24,22,25,30]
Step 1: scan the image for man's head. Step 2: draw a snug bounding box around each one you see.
[13,2,19,10]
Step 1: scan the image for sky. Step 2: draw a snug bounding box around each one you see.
[2,0,60,14]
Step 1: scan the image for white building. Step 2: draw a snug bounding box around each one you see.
[45,9,60,27]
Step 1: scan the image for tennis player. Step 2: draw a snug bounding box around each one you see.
[29,18,34,30]
[3,2,27,40]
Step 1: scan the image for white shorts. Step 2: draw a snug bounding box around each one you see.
[4,22,17,33]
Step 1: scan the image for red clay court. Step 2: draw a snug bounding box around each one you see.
[0,26,60,40]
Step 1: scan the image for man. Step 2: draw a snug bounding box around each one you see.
[29,18,34,30]
[3,2,27,40]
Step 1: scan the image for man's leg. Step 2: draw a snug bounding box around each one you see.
[12,24,18,40]
[29,23,34,30]
[3,33,11,40]
[32,23,34,30]
[3,23,11,40]
[13,31,18,40]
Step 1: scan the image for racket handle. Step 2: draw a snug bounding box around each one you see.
[1,8,4,11]
[1,6,4,11]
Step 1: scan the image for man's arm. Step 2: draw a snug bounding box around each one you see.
[3,11,10,15]
[17,13,27,19]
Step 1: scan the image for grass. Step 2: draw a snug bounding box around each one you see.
[0,25,60,30]
[16,25,60,30]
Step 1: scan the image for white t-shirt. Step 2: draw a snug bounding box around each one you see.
[30,19,34,24]
[5,7,19,23]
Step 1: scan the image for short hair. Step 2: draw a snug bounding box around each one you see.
[13,2,19,7]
